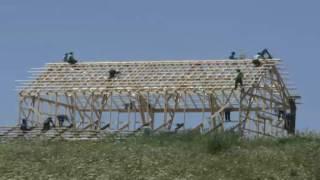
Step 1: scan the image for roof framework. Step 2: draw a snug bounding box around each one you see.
[17,59,277,93]
[14,59,299,138]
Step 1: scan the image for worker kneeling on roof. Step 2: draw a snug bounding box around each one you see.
[252,48,273,67]
[108,69,120,79]
[63,52,78,65]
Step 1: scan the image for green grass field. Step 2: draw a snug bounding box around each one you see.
[0,132,319,180]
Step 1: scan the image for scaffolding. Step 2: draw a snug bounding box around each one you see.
[15,59,300,137]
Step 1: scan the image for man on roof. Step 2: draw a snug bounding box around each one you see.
[108,69,120,79]
[63,52,78,65]
[252,48,273,67]
[234,69,244,90]
[229,51,237,60]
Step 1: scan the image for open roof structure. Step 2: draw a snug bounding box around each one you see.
[12,59,300,139]
[18,59,278,93]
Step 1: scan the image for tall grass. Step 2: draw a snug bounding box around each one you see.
[0,132,319,179]
[207,131,241,154]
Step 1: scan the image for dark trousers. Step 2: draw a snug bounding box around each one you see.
[225,111,231,121]
[252,59,262,67]
[234,79,243,89]
[59,120,64,127]
[260,49,273,59]
[20,125,29,131]
[278,110,284,120]
[43,123,50,131]
[67,57,77,64]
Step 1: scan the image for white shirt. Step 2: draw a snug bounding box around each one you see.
[254,54,261,59]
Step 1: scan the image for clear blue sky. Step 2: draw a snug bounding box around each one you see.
[0,0,318,130]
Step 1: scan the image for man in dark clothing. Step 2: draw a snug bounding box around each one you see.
[224,109,231,121]
[57,115,70,127]
[284,112,291,131]
[276,105,285,120]
[175,123,184,132]
[67,123,74,129]
[63,52,77,64]
[63,53,69,62]
[287,98,296,134]
[124,101,135,110]
[284,98,297,134]
[234,69,244,90]
[131,101,136,110]
[229,51,236,60]
[67,52,77,64]
[42,117,55,131]
[278,109,285,120]
[20,119,29,131]
[252,51,263,67]
[252,58,262,67]
[124,103,130,110]
[252,49,273,67]
[259,48,273,59]
[108,69,120,79]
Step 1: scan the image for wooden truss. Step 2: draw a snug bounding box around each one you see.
[16,59,300,137]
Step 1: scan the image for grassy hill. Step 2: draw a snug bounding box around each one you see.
[0,132,319,180]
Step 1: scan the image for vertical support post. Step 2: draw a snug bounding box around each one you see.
[146,92,150,124]
[18,94,23,125]
[270,70,274,110]
[90,92,94,130]
[54,93,59,125]
[238,90,243,134]
[255,111,260,136]
[48,93,53,125]
[134,106,137,131]
[127,95,131,131]
[70,94,76,129]
[30,96,35,125]
[109,92,113,130]
[200,92,205,129]
[243,88,255,133]
[208,93,216,130]
[264,118,266,135]
[137,93,146,126]
[221,111,224,131]
[37,93,41,125]
[183,91,187,131]
[98,94,108,130]
[117,112,120,131]
[147,91,155,129]
[220,90,227,132]
[164,92,168,125]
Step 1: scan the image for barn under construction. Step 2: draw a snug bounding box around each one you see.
[0,58,300,139]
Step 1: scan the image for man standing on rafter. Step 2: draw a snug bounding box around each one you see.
[234,69,244,90]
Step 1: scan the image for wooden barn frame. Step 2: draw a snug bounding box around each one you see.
[16,59,300,137]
